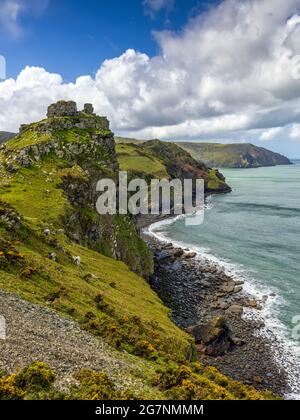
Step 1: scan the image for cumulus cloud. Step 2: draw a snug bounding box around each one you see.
[260,127,284,142]
[2,0,300,141]
[0,0,49,38]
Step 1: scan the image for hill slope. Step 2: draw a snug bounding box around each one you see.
[116,139,231,194]
[0,131,15,144]
[0,102,276,400]
[177,142,292,168]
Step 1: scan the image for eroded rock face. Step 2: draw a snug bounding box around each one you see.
[4,134,117,172]
[47,101,78,118]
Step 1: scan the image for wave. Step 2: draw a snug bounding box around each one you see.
[146,216,300,400]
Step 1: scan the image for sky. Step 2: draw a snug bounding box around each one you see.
[1,0,300,157]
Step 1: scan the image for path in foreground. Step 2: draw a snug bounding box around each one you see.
[0,290,145,392]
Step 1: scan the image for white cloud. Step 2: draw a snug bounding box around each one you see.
[143,0,174,16]
[290,124,300,141]
[260,127,283,141]
[2,0,300,142]
[0,0,48,38]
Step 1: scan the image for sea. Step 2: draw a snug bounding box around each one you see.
[148,161,300,399]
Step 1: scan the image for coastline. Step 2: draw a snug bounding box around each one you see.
[140,215,291,398]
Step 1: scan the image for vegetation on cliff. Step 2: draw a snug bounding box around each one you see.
[116,139,231,193]
[177,142,292,168]
[0,361,278,400]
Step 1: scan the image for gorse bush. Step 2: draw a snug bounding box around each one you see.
[0,373,24,400]
[14,362,55,392]
[155,362,281,401]
[0,363,145,400]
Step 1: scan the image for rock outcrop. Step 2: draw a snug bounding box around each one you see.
[47,100,78,117]
[187,316,234,357]
[19,101,109,134]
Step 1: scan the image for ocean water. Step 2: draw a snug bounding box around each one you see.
[149,162,300,397]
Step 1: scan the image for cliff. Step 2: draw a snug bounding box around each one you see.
[0,102,276,400]
[177,142,292,168]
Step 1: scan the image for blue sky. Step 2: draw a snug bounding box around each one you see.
[1,0,300,158]
[1,0,220,81]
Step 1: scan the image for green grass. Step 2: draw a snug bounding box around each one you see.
[0,230,189,358]
[6,131,52,151]
[116,143,169,179]
[0,159,71,227]
[177,142,291,168]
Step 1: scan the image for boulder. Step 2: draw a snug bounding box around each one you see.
[235,280,245,286]
[226,304,244,316]
[155,250,172,262]
[230,336,245,346]
[173,248,184,258]
[187,316,233,356]
[184,251,197,259]
[217,300,230,310]
[233,285,243,293]
[222,282,235,293]
[248,299,258,308]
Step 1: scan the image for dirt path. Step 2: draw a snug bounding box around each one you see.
[0,289,145,391]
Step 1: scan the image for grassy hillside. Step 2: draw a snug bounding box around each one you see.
[115,136,143,145]
[0,106,277,400]
[116,143,169,179]
[117,139,231,193]
[177,142,292,168]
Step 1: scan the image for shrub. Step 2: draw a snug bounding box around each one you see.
[71,369,116,400]
[155,364,193,390]
[134,339,158,360]
[14,362,55,392]
[0,374,24,400]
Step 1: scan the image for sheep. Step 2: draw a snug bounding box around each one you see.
[72,256,81,266]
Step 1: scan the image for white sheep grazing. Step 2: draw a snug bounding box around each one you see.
[44,228,51,236]
[73,256,81,266]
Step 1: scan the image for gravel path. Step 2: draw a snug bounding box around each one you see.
[0,289,143,391]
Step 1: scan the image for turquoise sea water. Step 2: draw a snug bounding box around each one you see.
[150,162,300,396]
